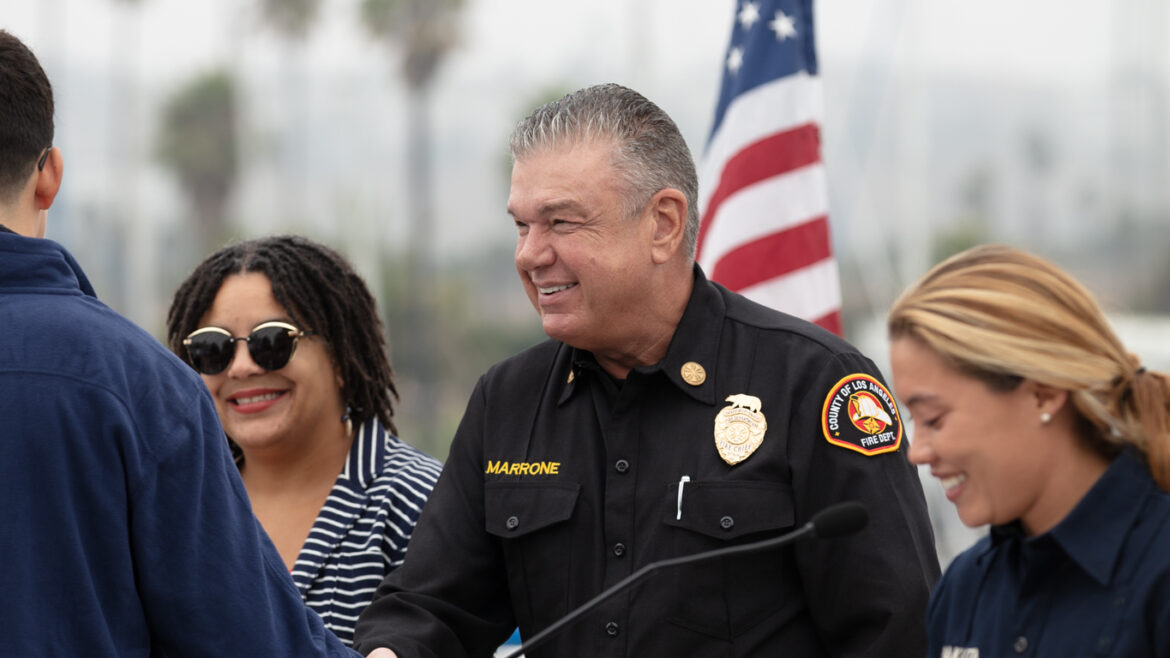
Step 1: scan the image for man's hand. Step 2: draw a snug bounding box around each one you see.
[366,649,397,658]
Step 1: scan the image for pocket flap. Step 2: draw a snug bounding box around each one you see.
[665,480,795,540]
[485,481,581,538]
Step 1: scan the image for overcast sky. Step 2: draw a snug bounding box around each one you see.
[2,0,1119,118]
[0,0,1155,326]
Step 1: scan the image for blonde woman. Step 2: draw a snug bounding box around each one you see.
[887,244,1170,657]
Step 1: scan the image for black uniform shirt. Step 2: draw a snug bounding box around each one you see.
[355,265,939,657]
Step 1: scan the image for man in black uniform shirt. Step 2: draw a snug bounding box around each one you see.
[356,83,939,658]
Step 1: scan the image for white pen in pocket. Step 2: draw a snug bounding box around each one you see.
[676,475,690,520]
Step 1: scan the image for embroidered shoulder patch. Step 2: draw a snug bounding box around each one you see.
[820,374,902,455]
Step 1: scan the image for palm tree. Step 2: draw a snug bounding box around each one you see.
[257,0,321,225]
[155,69,239,256]
[259,0,319,38]
[360,0,466,445]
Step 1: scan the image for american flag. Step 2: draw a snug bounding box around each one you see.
[696,0,842,336]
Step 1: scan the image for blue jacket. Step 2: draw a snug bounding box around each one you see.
[0,232,358,657]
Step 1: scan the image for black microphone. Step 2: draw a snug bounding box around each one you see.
[809,500,868,539]
[500,501,869,658]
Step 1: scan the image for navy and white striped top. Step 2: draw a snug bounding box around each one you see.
[288,416,442,646]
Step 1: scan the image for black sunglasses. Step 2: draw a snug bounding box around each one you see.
[183,321,310,375]
[37,146,51,171]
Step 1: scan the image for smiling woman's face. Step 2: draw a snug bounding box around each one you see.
[890,336,1055,531]
[195,272,344,457]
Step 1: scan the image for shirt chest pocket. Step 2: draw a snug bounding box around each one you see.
[660,480,802,643]
[485,481,582,629]
[485,481,580,538]
[666,480,795,539]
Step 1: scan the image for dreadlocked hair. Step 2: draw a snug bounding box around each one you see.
[167,235,398,434]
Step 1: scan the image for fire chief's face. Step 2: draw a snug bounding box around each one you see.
[507,139,660,357]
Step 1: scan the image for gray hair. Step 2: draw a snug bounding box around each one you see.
[509,83,700,259]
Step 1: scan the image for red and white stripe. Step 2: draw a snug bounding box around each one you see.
[697,71,842,335]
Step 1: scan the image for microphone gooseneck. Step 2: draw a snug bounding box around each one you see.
[501,501,869,658]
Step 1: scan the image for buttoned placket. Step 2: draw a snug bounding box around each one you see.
[1004,536,1067,654]
[587,366,644,656]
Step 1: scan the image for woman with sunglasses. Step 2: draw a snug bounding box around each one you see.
[887,244,1170,657]
[166,235,442,646]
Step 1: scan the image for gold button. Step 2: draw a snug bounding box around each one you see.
[680,361,706,386]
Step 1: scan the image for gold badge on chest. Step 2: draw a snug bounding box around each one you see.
[714,393,767,465]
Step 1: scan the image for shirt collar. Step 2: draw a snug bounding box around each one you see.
[650,263,722,405]
[988,450,1152,586]
[339,415,389,490]
[1049,450,1151,585]
[556,264,722,406]
[0,232,98,298]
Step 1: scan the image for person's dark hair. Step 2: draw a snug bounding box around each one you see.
[509,83,700,259]
[167,235,398,434]
[0,30,54,203]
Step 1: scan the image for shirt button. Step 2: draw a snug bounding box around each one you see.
[720,515,735,530]
[612,542,626,557]
[605,621,620,636]
[1013,636,1028,653]
[505,516,520,530]
[614,459,630,473]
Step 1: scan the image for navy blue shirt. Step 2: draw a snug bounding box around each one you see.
[926,450,1170,657]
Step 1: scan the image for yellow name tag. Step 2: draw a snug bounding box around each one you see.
[485,461,561,476]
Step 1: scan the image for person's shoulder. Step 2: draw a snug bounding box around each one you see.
[930,534,994,607]
[493,337,563,367]
[716,284,862,358]
[1137,492,1170,592]
[451,339,570,417]
[3,291,218,468]
[15,291,198,391]
[378,427,443,479]
[1139,485,1170,546]
[363,437,441,519]
[940,535,995,588]
[16,309,213,463]
[88,304,200,385]
[478,338,565,384]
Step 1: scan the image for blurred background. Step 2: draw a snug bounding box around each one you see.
[5,0,1170,565]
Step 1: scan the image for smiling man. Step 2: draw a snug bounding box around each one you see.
[355,83,939,658]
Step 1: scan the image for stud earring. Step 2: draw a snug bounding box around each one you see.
[1040,412,1052,424]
